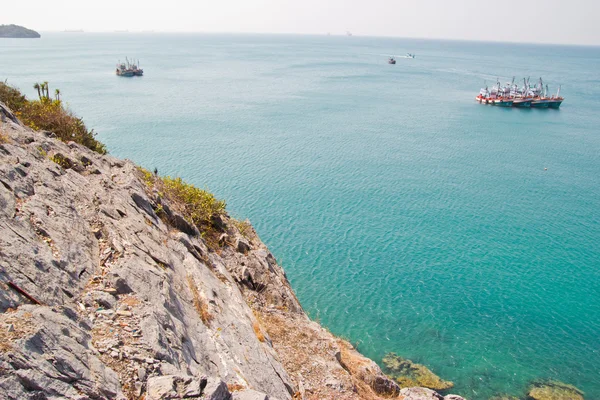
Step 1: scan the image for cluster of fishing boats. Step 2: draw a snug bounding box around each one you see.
[476,77,563,108]
[115,58,143,77]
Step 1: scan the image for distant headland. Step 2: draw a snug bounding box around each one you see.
[0,24,41,38]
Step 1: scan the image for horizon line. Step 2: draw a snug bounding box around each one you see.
[35,30,600,48]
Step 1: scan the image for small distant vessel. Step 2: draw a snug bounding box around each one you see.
[116,58,143,77]
[406,53,415,59]
[346,31,353,37]
[388,57,396,64]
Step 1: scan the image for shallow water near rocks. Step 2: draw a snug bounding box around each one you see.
[1,33,599,399]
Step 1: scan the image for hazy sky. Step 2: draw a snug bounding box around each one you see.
[3,0,600,45]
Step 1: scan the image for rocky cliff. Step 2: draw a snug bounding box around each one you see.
[0,102,465,400]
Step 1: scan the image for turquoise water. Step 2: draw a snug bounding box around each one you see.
[1,33,599,399]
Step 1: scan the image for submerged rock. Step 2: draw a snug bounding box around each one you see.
[383,353,454,391]
[527,380,584,400]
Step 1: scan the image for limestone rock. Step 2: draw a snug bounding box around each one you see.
[383,353,453,391]
[146,375,208,399]
[527,380,584,400]
[0,306,122,399]
[399,387,444,399]
[232,388,270,400]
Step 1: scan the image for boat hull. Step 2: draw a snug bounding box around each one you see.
[531,100,550,108]
[493,99,513,107]
[116,70,134,77]
[512,99,532,108]
[548,100,562,109]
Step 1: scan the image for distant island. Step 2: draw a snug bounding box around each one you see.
[0,24,41,38]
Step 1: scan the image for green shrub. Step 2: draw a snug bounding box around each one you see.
[50,153,73,169]
[0,81,106,154]
[162,176,226,230]
[0,80,26,111]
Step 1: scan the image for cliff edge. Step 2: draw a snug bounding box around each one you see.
[0,102,464,400]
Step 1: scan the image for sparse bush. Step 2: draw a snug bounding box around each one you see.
[0,81,106,154]
[187,275,213,326]
[162,176,226,230]
[0,80,27,111]
[232,219,253,238]
[50,153,74,169]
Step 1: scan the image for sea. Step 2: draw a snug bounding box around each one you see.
[1,33,599,399]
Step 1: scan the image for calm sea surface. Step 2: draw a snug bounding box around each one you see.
[1,33,599,399]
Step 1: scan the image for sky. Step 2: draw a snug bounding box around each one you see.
[3,0,600,46]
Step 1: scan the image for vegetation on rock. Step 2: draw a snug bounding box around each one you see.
[527,380,584,400]
[137,167,228,245]
[0,81,106,154]
[0,24,41,38]
[382,352,454,391]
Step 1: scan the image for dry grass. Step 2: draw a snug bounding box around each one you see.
[187,275,213,326]
[256,311,361,400]
[227,383,246,392]
[252,320,265,342]
[0,129,9,144]
[0,310,34,353]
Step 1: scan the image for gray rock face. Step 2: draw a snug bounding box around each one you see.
[399,387,445,400]
[0,107,294,399]
[232,388,271,400]
[0,104,464,400]
[0,306,122,399]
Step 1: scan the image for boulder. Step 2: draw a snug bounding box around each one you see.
[232,388,270,400]
[383,353,453,390]
[527,380,584,400]
[145,375,206,399]
[399,387,444,400]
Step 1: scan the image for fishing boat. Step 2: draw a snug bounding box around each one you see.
[547,85,564,108]
[511,98,532,107]
[475,86,492,104]
[490,79,513,106]
[388,57,396,64]
[529,79,550,108]
[509,78,532,107]
[116,62,134,77]
[116,58,143,77]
